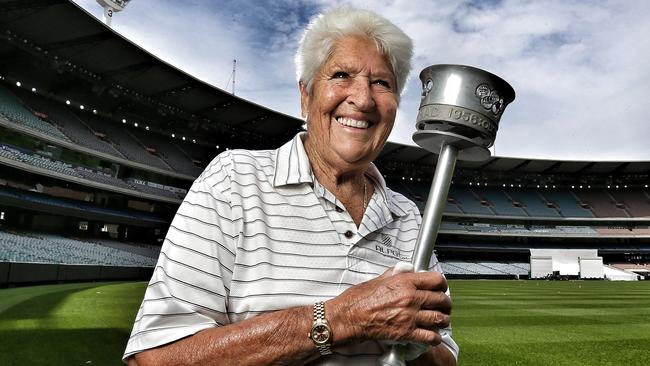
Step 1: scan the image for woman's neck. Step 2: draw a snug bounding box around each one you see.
[304,138,372,227]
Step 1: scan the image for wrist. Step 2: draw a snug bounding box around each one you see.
[323,299,357,344]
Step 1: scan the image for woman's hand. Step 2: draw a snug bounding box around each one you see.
[326,267,452,346]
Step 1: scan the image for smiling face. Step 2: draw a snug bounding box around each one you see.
[301,36,398,176]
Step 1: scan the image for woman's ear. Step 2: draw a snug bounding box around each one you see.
[299,81,310,119]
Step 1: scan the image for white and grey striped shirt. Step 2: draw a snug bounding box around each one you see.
[123,133,458,364]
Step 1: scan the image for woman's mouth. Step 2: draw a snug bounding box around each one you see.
[336,117,371,129]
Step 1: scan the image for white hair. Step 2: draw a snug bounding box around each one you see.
[295,7,413,101]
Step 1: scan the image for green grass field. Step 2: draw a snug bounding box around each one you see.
[0,280,648,365]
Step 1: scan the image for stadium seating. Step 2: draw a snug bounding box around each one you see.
[79,112,173,171]
[0,185,168,224]
[448,186,494,215]
[0,144,81,177]
[1,143,186,201]
[609,190,650,217]
[536,190,594,217]
[11,87,125,158]
[574,190,629,217]
[0,230,158,267]
[128,128,203,176]
[472,187,528,216]
[439,260,530,276]
[506,188,561,217]
[0,86,70,141]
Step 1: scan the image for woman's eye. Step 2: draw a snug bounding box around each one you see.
[373,80,391,88]
[332,72,349,79]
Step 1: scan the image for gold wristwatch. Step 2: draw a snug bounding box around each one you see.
[308,301,333,355]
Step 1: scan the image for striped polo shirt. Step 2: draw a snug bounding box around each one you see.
[123,133,458,364]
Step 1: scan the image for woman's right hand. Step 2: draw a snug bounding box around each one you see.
[325,267,452,346]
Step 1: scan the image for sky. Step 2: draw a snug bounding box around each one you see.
[72,0,650,161]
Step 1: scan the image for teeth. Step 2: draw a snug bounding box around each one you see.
[337,117,369,129]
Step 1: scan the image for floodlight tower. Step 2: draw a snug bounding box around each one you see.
[96,0,132,27]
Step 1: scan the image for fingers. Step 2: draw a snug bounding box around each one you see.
[415,310,451,329]
[417,289,452,314]
[411,328,443,346]
[396,271,448,293]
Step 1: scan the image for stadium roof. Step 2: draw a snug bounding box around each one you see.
[1,0,648,177]
[0,0,303,148]
[377,142,650,176]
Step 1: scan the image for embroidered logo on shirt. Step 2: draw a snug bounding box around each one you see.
[373,234,410,261]
[381,234,392,246]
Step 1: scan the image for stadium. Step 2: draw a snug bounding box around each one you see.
[1,1,648,365]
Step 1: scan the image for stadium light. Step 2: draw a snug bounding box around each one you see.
[80,105,84,110]
[122,119,127,124]
[536,185,540,188]
[192,139,196,143]
[97,0,132,27]
[93,109,97,114]
[134,122,138,127]
[31,87,37,92]
[15,81,21,87]
[646,185,648,188]
[0,211,4,220]
[469,182,473,185]
[145,126,150,130]
[571,185,575,189]
[607,185,611,188]
[182,136,186,141]
[66,100,71,105]
[579,185,583,189]
[171,133,175,138]
[216,145,220,149]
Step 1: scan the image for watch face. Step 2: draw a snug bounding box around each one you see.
[312,324,330,344]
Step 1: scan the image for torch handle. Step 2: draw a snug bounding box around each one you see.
[378,143,458,366]
[412,143,458,271]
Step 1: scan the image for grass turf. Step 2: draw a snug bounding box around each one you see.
[0,280,649,365]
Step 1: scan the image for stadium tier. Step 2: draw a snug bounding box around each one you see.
[10,86,126,158]
[0,86,71,141]
[1,1,649,286]
[0,230,157,267]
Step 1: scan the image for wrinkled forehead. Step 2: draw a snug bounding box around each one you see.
[321,36,396,80]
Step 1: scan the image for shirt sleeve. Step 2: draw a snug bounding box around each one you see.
[123,153,238,362]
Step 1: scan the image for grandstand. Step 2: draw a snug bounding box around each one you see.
[1,0,648,286]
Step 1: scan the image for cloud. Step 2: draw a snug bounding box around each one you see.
[73,0,650,160]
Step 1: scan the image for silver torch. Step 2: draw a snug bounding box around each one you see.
[379,64,515,366]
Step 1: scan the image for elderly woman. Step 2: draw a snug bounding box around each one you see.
[124,7,458,366]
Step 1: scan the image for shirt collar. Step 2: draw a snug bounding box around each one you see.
[272,132,313,186]
[272,132,410,217]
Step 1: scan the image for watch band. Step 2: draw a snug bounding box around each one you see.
[312,302,333,355]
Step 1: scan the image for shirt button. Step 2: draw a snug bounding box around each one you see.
[344,230,354,239]
[335,206,344,213]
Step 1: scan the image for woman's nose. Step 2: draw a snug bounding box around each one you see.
[347,80,375,110]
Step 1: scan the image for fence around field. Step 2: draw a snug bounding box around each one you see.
[0,262,154,286]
